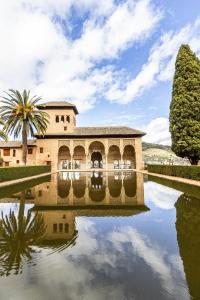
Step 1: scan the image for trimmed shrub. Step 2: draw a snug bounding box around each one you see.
[147,164,200,181]
[0,165,51,181]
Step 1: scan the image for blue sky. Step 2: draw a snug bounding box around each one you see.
[0,0,200,144]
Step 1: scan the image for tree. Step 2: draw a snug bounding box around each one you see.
[169,44,200,165]
[0,118,7,141]
[0,89,49,165]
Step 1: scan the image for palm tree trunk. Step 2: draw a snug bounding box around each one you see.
[18,192,25,237]
[22,121,27,165]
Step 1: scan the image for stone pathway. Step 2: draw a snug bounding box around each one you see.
[136,169,200,188]
[0,172,53,188]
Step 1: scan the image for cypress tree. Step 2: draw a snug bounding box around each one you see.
[169,44,200,165]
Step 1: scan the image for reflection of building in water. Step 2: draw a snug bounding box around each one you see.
[34,171,144,207]
[33,171,147,243]
[42,211,76,242]
[175,194,200,300]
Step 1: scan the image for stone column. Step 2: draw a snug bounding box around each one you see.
[134,138,143,170]
[104,139,108,170]
[120,139,124,170]
[70,140,74,170]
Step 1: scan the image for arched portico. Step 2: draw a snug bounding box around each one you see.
[108,145,121,169]
[58,146,71,170]
[89,141,105,169]
[73,146,86,169]
[123,145,136,169]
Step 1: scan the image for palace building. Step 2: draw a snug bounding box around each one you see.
[0,101,145,171]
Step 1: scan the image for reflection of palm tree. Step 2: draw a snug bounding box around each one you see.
[0,193,46,276]
[41,230,78,255]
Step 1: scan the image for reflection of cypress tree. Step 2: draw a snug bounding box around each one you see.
[175,193,200,299]
[0,192,46,276]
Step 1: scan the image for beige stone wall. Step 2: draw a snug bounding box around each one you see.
[0,136,143,170]
[0,147,36,167]
[43,108,76,134]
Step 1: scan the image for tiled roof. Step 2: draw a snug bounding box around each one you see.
[37,126,145,137]
[0,140,36,148]
[37,101,78,114]
[74,126,145,136]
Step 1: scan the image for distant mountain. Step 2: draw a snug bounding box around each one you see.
[142,142,189,165]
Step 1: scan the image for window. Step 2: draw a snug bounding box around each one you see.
[56,115,59,123]
[5,162,9,166]
[28,148,33,154]
[13,149,16,157]
[66,115,70,123]
[65,223,69,233]
[38,190,42,197]
[3,148,10,156]
[16,160,20,164]
[64,126,67,131]
[61,115,65,123]
[47,161,51,166]
[59,223,63,232]
[53,224,57,233]
[40,147,43,153]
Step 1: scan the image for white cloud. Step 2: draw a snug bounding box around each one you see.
[107,18,200,104]
[0,0,162,112]
[143,117,171,145]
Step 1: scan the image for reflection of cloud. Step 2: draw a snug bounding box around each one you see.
[144,182,181,209]
[0,217,189,300]
[109,226,189,299]
[0,203,34,215]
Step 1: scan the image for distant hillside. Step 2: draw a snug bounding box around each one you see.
[142,142,171,151]
[142,142,189,165]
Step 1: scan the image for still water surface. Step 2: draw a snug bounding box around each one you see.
[0,171,199,300]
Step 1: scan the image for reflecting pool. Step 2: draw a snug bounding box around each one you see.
[0,171,199,300]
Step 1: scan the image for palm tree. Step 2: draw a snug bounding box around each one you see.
[0,192,46,276]
[0,118,7,141]
[0,89,49,165]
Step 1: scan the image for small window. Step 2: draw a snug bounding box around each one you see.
[66,115,70,123]
[64,126,67,131]
[59,223,63,232]
[40,147,43,153]
[38,190,42,197]
[53,224,57,233]
[13,149,16,157]
[28,148,33,154]
[5,162,9,166]
[65,223,69,233]
[3,148,10,156]
[47,161,51,166]
[56,115,59,123]
[16,160,20,164]
[61,115,65,123]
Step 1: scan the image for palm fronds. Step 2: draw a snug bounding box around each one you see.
[0,89,49,164]
[0,208,46,276]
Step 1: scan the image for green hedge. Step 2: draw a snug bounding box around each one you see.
[0,165,51,181]
[147,164,200,181]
